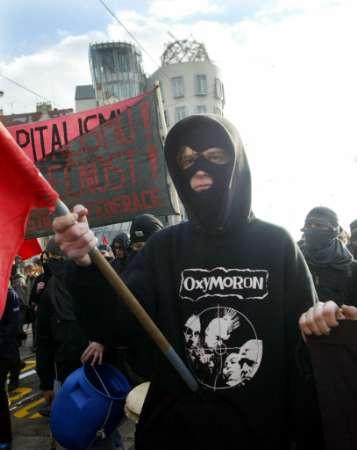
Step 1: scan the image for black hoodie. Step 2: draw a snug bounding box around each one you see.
[67,115,323,450]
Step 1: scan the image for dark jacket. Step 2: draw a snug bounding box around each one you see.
[67,115,323,450]
[305,261,357,306]
[0,288,20,361]
[36,261,88,390]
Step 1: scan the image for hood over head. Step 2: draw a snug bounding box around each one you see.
[130,214,164,243]
[164,114,252,232]
[111,232,130,252]
[304,207,339,230]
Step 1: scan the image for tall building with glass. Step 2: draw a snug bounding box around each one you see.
[89,42,146,105]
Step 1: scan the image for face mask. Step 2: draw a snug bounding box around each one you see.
[181,154,233,230]
[304,228,337,250]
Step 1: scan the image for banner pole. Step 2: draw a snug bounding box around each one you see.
[54,200,198,392]
[154,82,182,223]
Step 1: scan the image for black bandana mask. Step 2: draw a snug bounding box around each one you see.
[181,153,233,230]
[304,228,337,250]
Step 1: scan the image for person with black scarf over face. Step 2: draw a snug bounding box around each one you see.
[54,115,324,450]
[300,207,357,306]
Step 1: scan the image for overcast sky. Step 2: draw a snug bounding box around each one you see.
[1,0,356,237]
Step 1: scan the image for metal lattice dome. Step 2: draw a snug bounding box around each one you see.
[161,39,210,66]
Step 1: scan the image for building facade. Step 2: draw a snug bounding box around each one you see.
[0,102,73,127]
[75,84,97,112]
[149,39,225,128]
[89,42,146,106]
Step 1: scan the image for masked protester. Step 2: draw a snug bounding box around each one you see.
[300,207,357,305]
[54,115,324,450]
[347,219,357,259]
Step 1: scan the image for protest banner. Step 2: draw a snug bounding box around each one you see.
[25,91,175,238]
[7,94,144,162]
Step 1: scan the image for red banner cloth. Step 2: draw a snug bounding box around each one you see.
[7,94,145,163]
[18,239,43,260]
[0,122,59,318]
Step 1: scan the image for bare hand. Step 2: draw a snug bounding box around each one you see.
[42,390,54,405]
[340,304,357,320]
[299,300,344,337]
[81,341,105,366]
[52,204,97,266]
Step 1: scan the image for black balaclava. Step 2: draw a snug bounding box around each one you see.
[179,125,234,229]
[301,207,352,270]
[172,121,234,231]
[165,114,252,234]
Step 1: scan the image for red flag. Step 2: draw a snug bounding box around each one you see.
[0,122,59,318]
[18,239,43,260]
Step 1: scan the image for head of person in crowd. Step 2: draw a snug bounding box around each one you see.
[31,257,43,276]
[129,214,164,253]
[11,256,24,278]
[98,244,115,262]
[24,262,35,278]
[338,227,349,246]
[111,232,130,260]
[301,206,352,269]
[164,114,251,233]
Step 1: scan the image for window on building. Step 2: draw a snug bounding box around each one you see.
[175,106,187,122]
[195,74,208,96]
[196,105,207,114]
[101,49,115,73]
[171,76,185,98]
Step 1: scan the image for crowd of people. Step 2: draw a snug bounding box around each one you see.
[1,113,357,450]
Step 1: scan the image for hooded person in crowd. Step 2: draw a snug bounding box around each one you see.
[300,207,357,306]
[127,214,164,263]
[111,232,130,273]
[53,114,323,450]
[0,288,20,450]
[347,219,357,260]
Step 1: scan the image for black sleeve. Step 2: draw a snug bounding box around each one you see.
[283,234,324,449]
[36,291,55,391]
[66,244,158,349]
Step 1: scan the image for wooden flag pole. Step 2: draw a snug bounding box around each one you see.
[54,201,198,392]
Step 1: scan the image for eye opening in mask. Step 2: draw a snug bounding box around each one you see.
[302,221,333,232]
[176,146,232,170]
